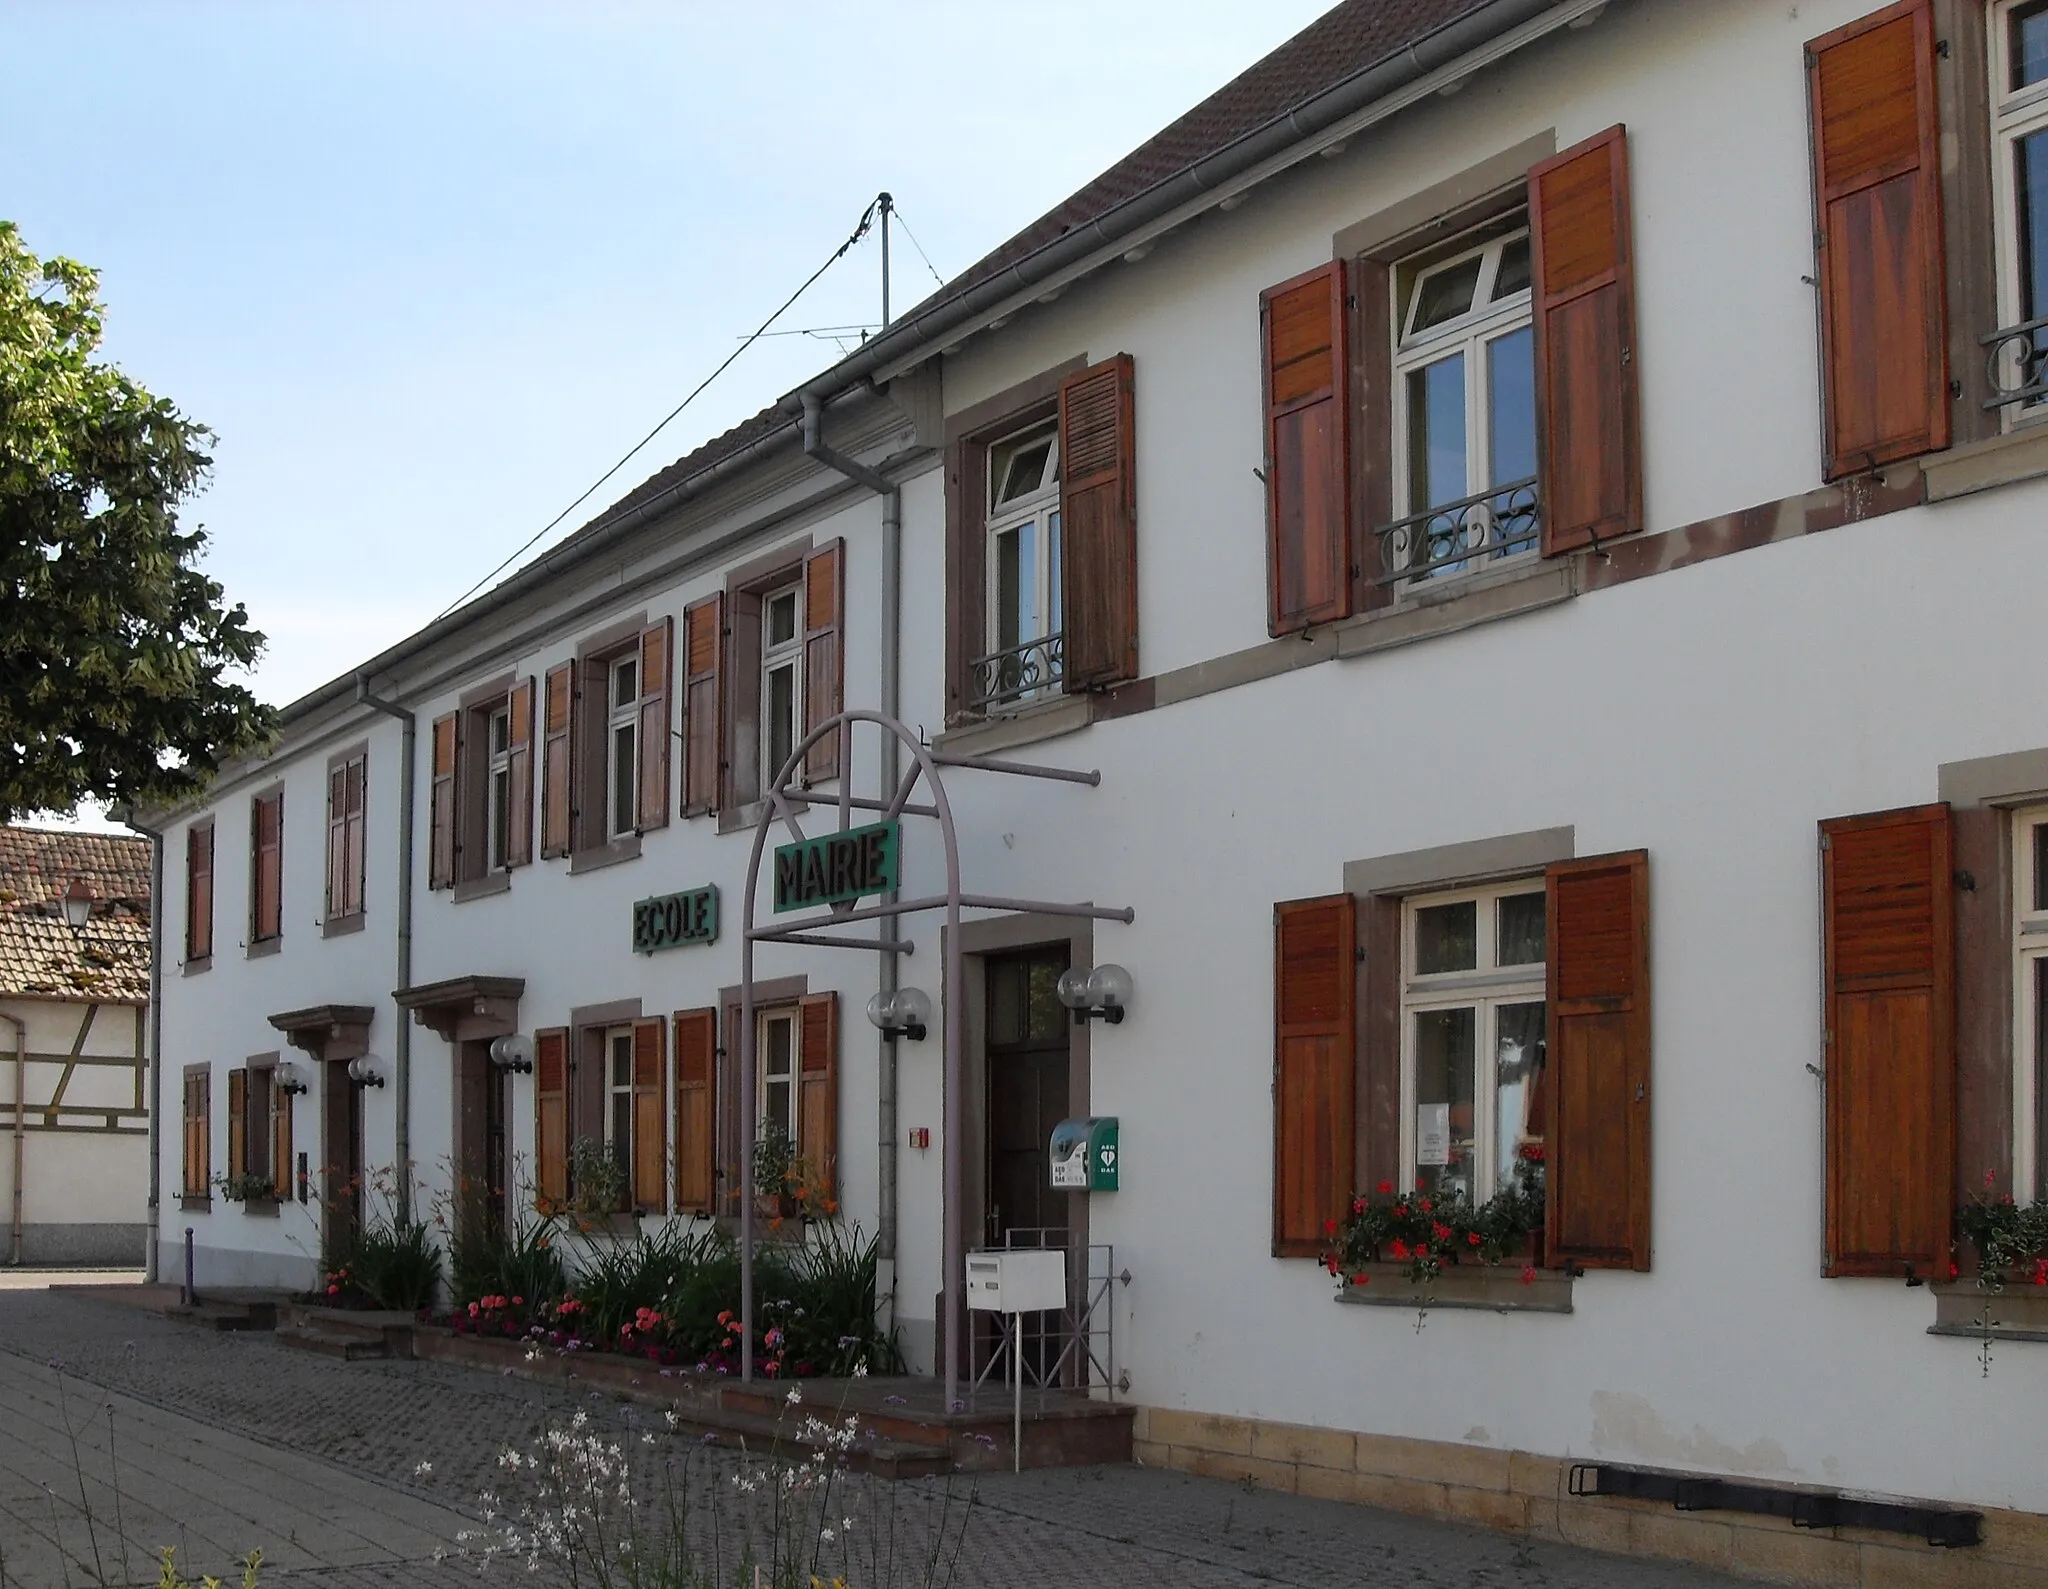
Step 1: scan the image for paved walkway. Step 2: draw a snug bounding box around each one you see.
[0,1287,1753,1588]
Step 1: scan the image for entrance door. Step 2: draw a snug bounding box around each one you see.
[454,1040,511,1230]
[983,946,1071,1382]
[321,1059,364,1262]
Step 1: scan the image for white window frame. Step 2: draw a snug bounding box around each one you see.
[982,421,1063,706]
[1990,0,2048,423]
[603,1024,635,1172]
[1398,878,1547,1204]
[2011,804,2048,1202]
[606,653,639,841]
[757,1007,800,1144]
[485,703,513,872]
[1388,224,1537,583]
[759,584,805,792]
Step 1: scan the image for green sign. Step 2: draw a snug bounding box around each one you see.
[1050,1117,1120,1192]
[772,821,900,913]
[632,885,719,953]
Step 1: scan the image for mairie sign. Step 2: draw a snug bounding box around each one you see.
[632,885,719,953]
[773,821,899,913]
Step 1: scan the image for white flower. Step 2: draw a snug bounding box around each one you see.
[821,1528,835,1542]
[786,1386,802,1406]
[663,1409,679,1429]
[853,1362,869,1378]
[641,1432,655,1446]
[412,1460,433,1478]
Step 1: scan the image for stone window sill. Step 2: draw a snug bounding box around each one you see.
[1334,559,1575,660]
[1921,416,2048,503]
[246,936,281,960]
[238,1197,280,1218]
[453,870,512,904]
[1334,1262,1574,1314]
[321,911,366,938]
[178,1194,212,1212]
[568,835,641,875]
[181,956,212,977]
[1929,1281,2048,1342]
[934,693,1093,758]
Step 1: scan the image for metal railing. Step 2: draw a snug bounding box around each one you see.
[970,1232,1121,1397]
[968,632,1064,710]
[1374,475,1541,589]
[1981,314,2048,410]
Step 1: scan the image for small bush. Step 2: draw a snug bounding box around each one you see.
[449,1204,565,1323]
[329,1211,441,1311]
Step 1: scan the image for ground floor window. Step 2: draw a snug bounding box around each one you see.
[603,1025,635,1183]
[2012,804,2048,1200]
[758,1007,799,1146]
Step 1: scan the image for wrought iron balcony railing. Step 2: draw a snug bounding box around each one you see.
[1981,314,2048,410]
[1374,475,1541,589]
[969,631,1064,710]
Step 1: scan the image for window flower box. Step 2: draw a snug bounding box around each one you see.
[1336,1261,1573,1314]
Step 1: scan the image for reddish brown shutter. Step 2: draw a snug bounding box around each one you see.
[1807,0,1949,479]
[1273,894,1355,1257]
[1952,806,2014,1203]
[1544,851,1653,1271]
[673,1007,718,1215]
[343,757,366,915]
[429,711,458,889]
[186,823,213,962]
[802,542,845,783]
[1530,126,1642,556]
[1058,354,1139,688]
[272,1084,293,1201]
[540,664,573,858]
[1821,805,1955,1277]
[637,619,672,831]
[1262,262,1351,636]
[535,1026,569,1210]
[798,992,839,1203]
[183,1069,210,1197]
[506,678,536,867]
[326,766,348,919]
[629,1016,666,1212]
[251,792,282,943]
[227,1068,247,1181]
[681,595,723,816]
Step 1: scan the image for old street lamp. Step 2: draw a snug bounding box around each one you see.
[866,986,932,1042]
[61,877,94,932]
[489,1034,535,1073]
[1057,964,1133,1025]
[347,1054,387,1089]
[275,1062,310,1097]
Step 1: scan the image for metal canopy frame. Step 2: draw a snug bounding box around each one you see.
[738,708,1132,1411]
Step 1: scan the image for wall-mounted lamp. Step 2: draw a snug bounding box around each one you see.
[1056,964,1133,1026]
[276,1061,310,1097]
[489,1034,535,1074]
[865,986,932,1042]
[61,877,95,932]
[347,1054,386,1089]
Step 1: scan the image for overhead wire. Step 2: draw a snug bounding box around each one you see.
[889,207,948,288]
[432,196,882,621]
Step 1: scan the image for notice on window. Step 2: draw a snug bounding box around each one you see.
[1417,1104,1451,1167]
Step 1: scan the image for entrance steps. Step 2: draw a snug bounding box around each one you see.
[274,1304,415,1361]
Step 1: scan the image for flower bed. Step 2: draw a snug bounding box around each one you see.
[1323,1147,1549,1295]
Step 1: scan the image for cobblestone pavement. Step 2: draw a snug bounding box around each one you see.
[0,1289,1753,1589]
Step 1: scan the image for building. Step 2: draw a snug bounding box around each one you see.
[141,0,2048,1579]
[0,826,151,1267]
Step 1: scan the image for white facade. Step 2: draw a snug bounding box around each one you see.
[150,0,2048,1538]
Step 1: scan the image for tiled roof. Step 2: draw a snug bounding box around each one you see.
[0,827,152,1002]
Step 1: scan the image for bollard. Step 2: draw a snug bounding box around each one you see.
[182,1227,194,1307]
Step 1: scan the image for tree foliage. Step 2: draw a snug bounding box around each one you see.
[1,220,273,820]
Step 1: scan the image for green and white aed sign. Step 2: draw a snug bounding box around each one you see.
[1049,1117,1120,1192]
[772,820,900,913]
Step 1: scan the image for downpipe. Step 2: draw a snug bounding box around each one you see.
[120,807,168,1282]
[356,675,417,1218]
[3,1011,23,1264]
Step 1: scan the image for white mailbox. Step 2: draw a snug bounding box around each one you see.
[964,1250,1068,1315]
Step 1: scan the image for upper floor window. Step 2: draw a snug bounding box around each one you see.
[978,422,1063,709]
[485,707,514,871]
[1386,224,1539,585]
[761,584,805,790]
[1991,0,2048,414]
[607,654,640,841]
[429,680,534,893]
[325,749,366,923]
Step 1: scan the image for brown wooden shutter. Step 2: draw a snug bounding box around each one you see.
[535,1026,568,1210]
[429,711,458,889]
[681,596,723,816]
[1058,354,1139,689]
[227,1067,247,1181]
[186,823,213,962]
[1820,804,1955,1276]
[1529,126,1643,556]
[1544,851,1653,1271]
[1262,262,1352,636]
[506,678,536,867]
[673,1007,718,1215]
[802,542,845,783]
[540,663,573,858]
[1953,806,2014,1203]
[343,757,366,915]
[184,1069,210,1196]
[326,766,348,919]
[637,619,672,831]
[798,991,839,1203]
[1273,894,1355,1257]
[628,1016,665,1212]
[1807,0,1949,479]
[251,792,282,942]
[272,1084,293,1201]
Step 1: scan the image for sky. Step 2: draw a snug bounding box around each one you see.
[3,0,1335,829]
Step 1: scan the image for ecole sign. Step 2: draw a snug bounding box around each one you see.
[773,820,900,913]
[632,885,719,953]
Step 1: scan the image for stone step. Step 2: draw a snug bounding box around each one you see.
[666,1402,951,1480]
[165,1298,276,1332]
[276,1324,390,1361]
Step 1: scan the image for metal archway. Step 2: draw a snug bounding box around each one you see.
[738,709,1132,1410]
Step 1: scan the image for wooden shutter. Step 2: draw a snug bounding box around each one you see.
[1807,0,1949,479]
[798,991,839,1202]
[227,1068,247,1181]
[429,711,458,889]
[627,1016,665,1212]
[186,823,213,962]
[251,792,282,942]
[272,1082,293,1201]
[540,663,573,857]
[802,542,845,783]
[326,766,348,919]
[1273,894,1355,1257]
[183,1070,210,1197]
[1529,126,1643,556]
[1262,262,1351,636]
[1544,851,1653,1271]
[1821,805,1955,1276]
[534,1027,569,1210]
[637,619,672,831]
[1058,354,1139,689]
[673,1007,718,1214]
[506,678,536,867]
[342,757,366,915]
[681,595,723,816]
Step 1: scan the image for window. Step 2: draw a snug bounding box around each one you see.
[486,706,514,871]
[1400,881,1547,1204]
[431,680,535,890]
[1386,225,1538,585]
[760,585,805,790]
[603,1025,636,1182]
[978,421,1063,708]
[2013,805,2048,1201]
[325,751,366,921]
[1992,0,2048,414]
[607,654,640,840]
[758,1007,799,1145]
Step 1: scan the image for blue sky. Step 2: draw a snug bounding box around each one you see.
[4,0,1331,726]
